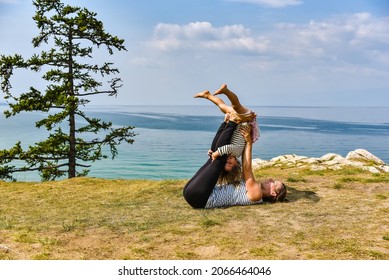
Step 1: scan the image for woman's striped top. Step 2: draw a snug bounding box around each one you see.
[205,180,263,209]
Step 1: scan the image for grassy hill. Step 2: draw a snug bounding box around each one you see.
[0,166,388,260]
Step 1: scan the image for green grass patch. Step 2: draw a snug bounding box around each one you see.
[287,176,307,183]
[0,173,388,260]
[333,183,343,190]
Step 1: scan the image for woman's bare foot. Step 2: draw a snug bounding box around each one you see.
[229,111,242,124]
[194,90,211,99]
[237,110,257,122]
[214,84,228,96]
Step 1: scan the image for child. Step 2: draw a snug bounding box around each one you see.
[194,84,260,161]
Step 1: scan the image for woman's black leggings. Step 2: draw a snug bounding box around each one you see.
[183,121,238,208]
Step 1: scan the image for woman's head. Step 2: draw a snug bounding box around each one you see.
[261,179,287,203]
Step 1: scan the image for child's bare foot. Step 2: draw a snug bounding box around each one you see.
[214,84,228,96]
[194,90,211,99]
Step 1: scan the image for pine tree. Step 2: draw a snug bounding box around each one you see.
[0,0,135,181]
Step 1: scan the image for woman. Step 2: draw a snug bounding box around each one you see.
[184,84,286,208]
[205,125,287,208]
[183,123,287,209]
[183,113,240,208]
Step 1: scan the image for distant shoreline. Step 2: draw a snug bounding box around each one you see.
[2,103,389,109]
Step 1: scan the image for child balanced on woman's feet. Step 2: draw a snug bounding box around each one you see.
[194,84,260,161]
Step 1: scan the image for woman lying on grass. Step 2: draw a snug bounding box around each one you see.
[183,84,287,209]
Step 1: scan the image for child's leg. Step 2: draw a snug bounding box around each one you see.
[214,84,249,115]
[194,90,233,114]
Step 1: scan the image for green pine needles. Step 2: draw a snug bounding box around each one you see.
[0,0,135,181]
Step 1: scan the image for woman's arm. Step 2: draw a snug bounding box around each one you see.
[241,127,262,201]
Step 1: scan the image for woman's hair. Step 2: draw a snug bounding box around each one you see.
[263,183,288,203]
[217,158,242,186]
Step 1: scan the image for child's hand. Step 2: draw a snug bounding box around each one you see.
[211,151,220,161]
[208,149,213,157]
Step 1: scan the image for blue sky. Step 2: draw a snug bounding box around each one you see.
[0,0,388,106]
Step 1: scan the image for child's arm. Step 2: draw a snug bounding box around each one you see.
[211,143,244,161]
[211,123,246,160]
[211,150,221,161]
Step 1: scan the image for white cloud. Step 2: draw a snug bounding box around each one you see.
[226,0,303,8]
[149,14,389,65]
[132,12,389,106]
[272,13,389,65]
[150,21,269,53]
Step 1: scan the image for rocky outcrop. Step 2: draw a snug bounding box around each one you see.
[253,149,389,173]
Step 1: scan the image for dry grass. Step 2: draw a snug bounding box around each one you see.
[0,166,388,260]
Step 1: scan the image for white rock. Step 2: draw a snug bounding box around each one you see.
[310,165,326,171]
[252,158,271,169]
[362,166,380,173]
[348,161,365,168]
[320,153,344,162]
[381,166,389,173]
[346,149,385,165]
[0,245,10,253]
[252,158,267,165]
[329,165,343,171]
[322,160,339,166]
[295,156,309,162]
[270,155,292,162]
[252,149,388,174]
[301,158,321,164]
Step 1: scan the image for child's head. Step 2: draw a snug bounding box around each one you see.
[224,154,238,172]
[218,155,242,186]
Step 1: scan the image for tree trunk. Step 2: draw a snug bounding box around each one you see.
[68,110,76,178]
[68,28,76,178]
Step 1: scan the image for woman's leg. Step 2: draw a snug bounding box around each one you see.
[183,157,225,208]
[183,121,238,208]
[210,120,228,152]
[184,121,227,188]
[212,121,238,151]
[194,90,233,114]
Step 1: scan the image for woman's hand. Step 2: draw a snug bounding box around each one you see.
[240,125,252,143]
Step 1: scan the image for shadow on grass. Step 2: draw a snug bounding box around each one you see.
[284,186,320,203]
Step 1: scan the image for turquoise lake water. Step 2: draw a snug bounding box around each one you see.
[1,105,388,181]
